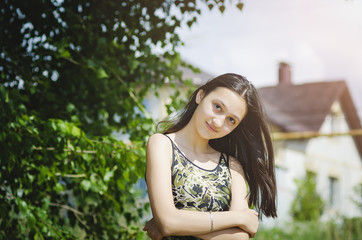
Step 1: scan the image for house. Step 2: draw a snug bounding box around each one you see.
[258,62,362,225]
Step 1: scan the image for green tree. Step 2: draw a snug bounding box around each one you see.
[290,172,325,222]
[0,0,244,238]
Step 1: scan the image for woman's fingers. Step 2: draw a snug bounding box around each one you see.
[143,218,163,240]
[237,208,259,236]
[143,219,151,231]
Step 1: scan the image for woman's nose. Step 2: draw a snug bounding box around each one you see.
[212,115,225,127]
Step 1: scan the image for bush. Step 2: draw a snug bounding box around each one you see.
[256,217,362,240]
[290,172,324,221]
[0,89,149,239]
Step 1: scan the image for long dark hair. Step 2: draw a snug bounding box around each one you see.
[161,73,277,218]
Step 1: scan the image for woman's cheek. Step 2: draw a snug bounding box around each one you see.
[224,125,236,134]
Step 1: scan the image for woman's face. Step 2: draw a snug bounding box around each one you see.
[194,87,248,140]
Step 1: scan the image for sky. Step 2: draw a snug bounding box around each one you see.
[177,0,362,117]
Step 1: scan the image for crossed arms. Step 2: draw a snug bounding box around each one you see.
[144,133,259,239]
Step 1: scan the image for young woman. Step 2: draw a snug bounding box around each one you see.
[143,73,277,239]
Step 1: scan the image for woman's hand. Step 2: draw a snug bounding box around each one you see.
[143,218,163,240]
[237,209,259,238]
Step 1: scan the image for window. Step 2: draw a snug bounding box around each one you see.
[329,176,339,207]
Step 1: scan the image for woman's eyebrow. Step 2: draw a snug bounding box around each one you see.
[216,99,241,122]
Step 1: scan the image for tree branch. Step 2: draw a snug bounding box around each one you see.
[55,173,86,178]
[49,202,84,216]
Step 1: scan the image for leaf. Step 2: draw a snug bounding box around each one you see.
[187,20,193,28]
[104,166,118,182]
[236,2,244,11]
[70,125,82,137]
[129,60,140,73]
[81,180,91,191]
[58,121,68,133]
[219,5,225,13]
[54,182,65,194]
[59,48,71,58]
[97,68,109,78]
[66,103,76,112]
[87,59,96,68]
[123,170,130,181]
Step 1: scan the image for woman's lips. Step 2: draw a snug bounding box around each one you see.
[206,122,217,132]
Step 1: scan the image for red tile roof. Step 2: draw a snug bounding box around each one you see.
[258,80,362,158]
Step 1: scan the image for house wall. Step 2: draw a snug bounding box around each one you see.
[262,140,309,227]
[143,84,193,123]
[143,86,170,122]
[306,102,362,220]
[264,102,362,227]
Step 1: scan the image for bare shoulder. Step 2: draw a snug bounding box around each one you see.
[147,132,171,148]
[146,133,173,161]
[229,156,246,177]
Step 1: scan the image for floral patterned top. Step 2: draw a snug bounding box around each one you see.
[163,135,232,240]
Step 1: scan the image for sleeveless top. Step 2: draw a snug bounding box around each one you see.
[163,135,232,240]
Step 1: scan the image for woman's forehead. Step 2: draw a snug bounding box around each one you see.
[208,87,243,101]
[207,87,247,117]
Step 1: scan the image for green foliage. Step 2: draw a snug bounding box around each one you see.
[0,88,149,239]
[0,0,242,137]
[165,79,196,115]
[340,217,362,240]
[0,0,244,238]
[256,174,362,240]
[255,217,362,240]
[0,0,187,137]
[351,183,362,210]
[290,172,325,221]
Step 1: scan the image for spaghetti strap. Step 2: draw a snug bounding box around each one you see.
[162,133,173,143]
[162,134,176,169]
[145,134,175,181]
[162,134,175,151]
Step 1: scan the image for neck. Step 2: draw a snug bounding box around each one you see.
[173,122,213,155]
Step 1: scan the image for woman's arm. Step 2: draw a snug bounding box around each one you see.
[194,228,250,240]
[194,157,258,239]
[146,134,255,237]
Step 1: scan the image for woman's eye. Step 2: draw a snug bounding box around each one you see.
[228,117,235,124]
[214,103,221,111]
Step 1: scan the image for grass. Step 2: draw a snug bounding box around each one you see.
[255,217,361,240]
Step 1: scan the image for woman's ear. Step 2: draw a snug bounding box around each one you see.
[196,89,204,104]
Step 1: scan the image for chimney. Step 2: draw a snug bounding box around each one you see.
[278,62,292,85]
